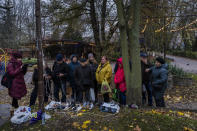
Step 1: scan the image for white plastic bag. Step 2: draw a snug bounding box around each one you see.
[45,101,61,110]
[14,106,31,116]
[11,106,31,124]
[90,88,95,102]
[100,102,120,114]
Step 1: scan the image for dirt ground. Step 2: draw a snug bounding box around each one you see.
[1,69,197,130]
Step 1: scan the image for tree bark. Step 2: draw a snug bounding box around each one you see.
[35,0,44,112]
[101,0,107,42]
[115,0,131,97]
[128,0,142,105]
[89,0,101,56]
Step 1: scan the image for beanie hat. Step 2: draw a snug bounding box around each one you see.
[140,52,148,58]
[12,51,22,59]
[88,53,94,59]
[156,57,165,64]
[56,54,63,61]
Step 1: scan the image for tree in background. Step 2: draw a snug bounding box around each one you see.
[0,0,17,48]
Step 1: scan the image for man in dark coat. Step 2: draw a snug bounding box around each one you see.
[146,57,168,107]
[74,58,93,106]
[52,54,70,102]
[69,54,80,102]
[88,53,98,103]
[140,53,153,106]
[7,51,27,108]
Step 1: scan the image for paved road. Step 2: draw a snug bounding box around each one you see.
[159,54,197,74]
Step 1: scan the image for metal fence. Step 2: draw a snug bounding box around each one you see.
[0,48,9,74]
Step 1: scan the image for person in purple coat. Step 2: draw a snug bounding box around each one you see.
[7,51,28,108]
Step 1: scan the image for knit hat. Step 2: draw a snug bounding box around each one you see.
[80,58,87,63]
[140,52,148,58]
[70,54,78,61]
[88,53,94,59]
[56,54,63,61]
[12,51,22,59]
[156,57,165,64]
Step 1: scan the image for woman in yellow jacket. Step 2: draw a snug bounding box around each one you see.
[96,56,112,102]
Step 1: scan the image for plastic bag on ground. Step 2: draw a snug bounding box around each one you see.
[11,106,31,124]
[30,110,42,124]
[45,101,62,110]
[100,102,120,114]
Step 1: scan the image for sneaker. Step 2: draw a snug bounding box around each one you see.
[89,103,94,110]
[76,104,82,112]
[83,102,87,108]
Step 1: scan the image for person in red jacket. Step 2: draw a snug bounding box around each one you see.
[114,58,126,105]
[7,51,27,108]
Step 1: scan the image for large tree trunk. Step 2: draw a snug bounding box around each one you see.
[35,0,44,111]
[128,0,142,105]
[116,0,131,97]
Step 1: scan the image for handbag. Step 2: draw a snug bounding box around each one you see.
[101,79,111,94]
[1,72,13,88]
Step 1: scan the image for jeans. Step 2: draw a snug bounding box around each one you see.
[152,86,166,107]
[30,81,51,106]
[119,91,126,105]
[78,88,90,103]
[142,83,153,106]
[71,84,77,102]
[29,84,38,106]
[54,81,67,102]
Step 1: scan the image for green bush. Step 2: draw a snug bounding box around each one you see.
[169,50,197,59]
[168,64,188,78]
[22,58,37,65]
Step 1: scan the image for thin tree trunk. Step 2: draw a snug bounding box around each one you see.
[101,0,107,42]
[89,0,101,56]
[35,0,44,112]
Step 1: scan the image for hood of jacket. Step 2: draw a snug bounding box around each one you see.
[117,58,123,68]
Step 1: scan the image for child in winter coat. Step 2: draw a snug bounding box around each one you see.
[114,58,126,105]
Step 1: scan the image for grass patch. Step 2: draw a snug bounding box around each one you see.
[1,108,197,131]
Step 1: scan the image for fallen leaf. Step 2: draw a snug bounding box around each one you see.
[73,122,80,128]
[177,112,184,116]
[184,127,194,131]
[77,113,83,116]
[84,120,91,124]
[82,123,88,129]
[103,127,108,130]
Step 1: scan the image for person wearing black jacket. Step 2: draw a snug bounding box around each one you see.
[52,54,70,102]
[141,53,153,106]
[74,58,93,107]
[88,53,98,103]
[29,64,52,106]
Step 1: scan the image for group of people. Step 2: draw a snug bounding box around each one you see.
[6,51,168,110]
[30,53,112,109]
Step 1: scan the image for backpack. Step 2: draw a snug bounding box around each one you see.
[1,72,13,88]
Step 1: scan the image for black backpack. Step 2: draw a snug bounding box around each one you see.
[1,72,13,88]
